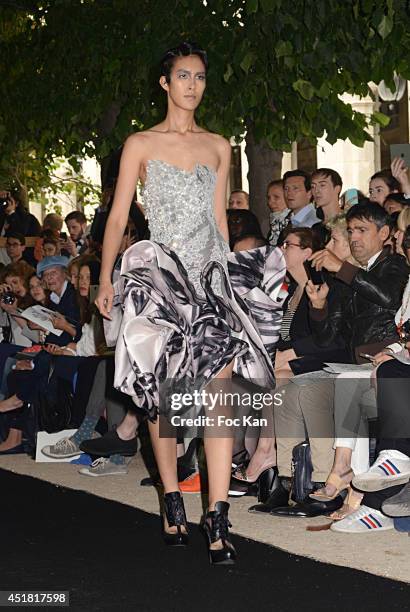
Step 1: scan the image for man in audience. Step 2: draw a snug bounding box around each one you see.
[311,168,342,222]
[283,170,320,228]
[228,190,250,210]
[63,211,88,257]
[264,202,409,517]
[267,179,290,246]
[5,232,36,267]
[38,255,82,345]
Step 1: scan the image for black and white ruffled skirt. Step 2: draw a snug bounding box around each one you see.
[105,240,286,421]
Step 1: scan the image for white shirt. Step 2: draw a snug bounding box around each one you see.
[365,250,383,271]
[290,203,320,228]
[50,280,68,305]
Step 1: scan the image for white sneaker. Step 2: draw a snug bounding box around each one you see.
[41,437,81,459]
[330,505,394,533]
[79,457,128,477]
[352,450,410,492]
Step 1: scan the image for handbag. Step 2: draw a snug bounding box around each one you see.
[291,440,313,504]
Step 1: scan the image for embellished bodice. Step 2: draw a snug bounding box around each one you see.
[141,159,230,295]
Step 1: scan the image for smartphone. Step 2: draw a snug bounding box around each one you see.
[359,353,375,361]
[304,261,324,286]
[390,144,410,167]
[60,232,67,241]
[89,284,99,303]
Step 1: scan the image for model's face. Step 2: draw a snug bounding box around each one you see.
[283,177,311,212]
[384,198,403,216]
[369,179,391,206]
[29,276,46,302]
[347,218,388,264]
[78,265,91,297]
[311,175,339,208]
[162,55,206,111]
[5,275,26,297]
[267,185,286,212]
[326,228,350,261]
[229,192,249,210]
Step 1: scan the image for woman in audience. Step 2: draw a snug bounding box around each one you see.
[383,193,409,216]
[394,207,410,256]
[369,170,400,206]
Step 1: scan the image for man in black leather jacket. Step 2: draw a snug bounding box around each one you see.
[308,202,409,361]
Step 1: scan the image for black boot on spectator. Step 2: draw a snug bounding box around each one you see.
[79,429,139,457]
[270,482,345,518]
[248,469,291,513]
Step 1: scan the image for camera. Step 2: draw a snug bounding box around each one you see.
[0,195,10,208]
[1,291,16,305]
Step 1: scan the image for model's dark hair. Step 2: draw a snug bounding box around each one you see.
[370,169,401,192]
[311,168,343,189]
[346,200,390,230]
[283,169,311,191]
[160,41,208,84]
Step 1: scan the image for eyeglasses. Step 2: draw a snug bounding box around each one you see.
[281,241,304,250]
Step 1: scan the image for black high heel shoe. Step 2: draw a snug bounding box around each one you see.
[163,491,189,547]
[203,501,236,565]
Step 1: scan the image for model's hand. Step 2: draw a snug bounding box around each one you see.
[305,280,329,309]
[391,156,410,194]
[309,249,343,273]
[95,281,114,320]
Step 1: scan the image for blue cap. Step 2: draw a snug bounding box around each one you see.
[37,255,70,277]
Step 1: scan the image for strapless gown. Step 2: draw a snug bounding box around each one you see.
[105,159,286,421]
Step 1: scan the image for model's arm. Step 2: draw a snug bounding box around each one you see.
[213,138,231,244]
[96,135,143,318]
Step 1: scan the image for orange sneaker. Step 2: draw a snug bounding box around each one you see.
[179,472,202,494]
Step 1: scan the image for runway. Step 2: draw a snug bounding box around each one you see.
[2,468,409,611]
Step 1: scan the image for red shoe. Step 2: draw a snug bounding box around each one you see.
[179,472,202,494]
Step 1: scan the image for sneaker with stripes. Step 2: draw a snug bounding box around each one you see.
[352,450,410,493]
[330,505,394,533]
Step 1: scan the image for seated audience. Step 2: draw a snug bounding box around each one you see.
[264,202,409,518]
[311,168,342,222]
[227,209,264,251]
[63,211,88,257]
[283,170,320,228]
[266,179,290,246]
[228,190,249,210]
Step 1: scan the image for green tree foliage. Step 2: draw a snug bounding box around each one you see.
[1,0,410,203]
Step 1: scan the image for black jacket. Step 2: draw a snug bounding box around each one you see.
[277,276,351,371]
[310,248,410,363]
[46,282,81,346]
[0,209,41,237]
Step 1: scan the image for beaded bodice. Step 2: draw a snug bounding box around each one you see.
[141,159,229,295]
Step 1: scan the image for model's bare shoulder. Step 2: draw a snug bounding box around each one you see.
[124,131,152,148]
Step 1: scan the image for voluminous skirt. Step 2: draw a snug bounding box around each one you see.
[105,240,286,421]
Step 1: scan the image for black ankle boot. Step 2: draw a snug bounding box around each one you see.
[163,491,189,547]
[203,501,236,565]
[248,469,290,513]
